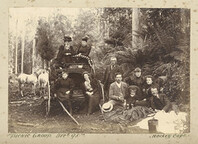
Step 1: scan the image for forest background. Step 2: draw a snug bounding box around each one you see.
[8,8,190,106]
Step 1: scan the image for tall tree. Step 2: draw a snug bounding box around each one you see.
[32,38,36,73]
[132,8,140,48]
[15,19,18,74]
[21,28,25,73]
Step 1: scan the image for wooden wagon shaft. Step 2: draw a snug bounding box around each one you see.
[58,100,80,125]
[47,79,51,115]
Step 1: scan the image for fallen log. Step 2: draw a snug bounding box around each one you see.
[17,122,36,127]
[10,100,25,104]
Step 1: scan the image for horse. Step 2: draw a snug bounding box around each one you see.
[17,73,38,97]
[38,69,49,96]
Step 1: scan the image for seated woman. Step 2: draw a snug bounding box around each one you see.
[54,71,75,115]
[82,71,101,115]
[56,36,75,68]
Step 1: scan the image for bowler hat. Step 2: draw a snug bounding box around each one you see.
[82,35,89,42]
[101,102,113,112]
[64,36,72,42]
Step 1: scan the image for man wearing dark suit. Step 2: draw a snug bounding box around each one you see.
[149,86,171,112]
[102,57,122,101]
[108,73,128,107]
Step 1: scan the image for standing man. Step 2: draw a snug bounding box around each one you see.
[108,73,128,107]
[102,56,122,101]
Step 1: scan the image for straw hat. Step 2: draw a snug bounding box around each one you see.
[101,102,113,112]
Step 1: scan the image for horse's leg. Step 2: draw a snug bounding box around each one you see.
[39,85,42,96]
[19,83,24,97]
[33,83,36,95]
[43,84,46,95]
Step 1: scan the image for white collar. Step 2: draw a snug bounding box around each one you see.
[116,82,121,88]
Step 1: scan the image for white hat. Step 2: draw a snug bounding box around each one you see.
[101,102,113,112]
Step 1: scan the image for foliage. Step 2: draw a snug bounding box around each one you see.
[102,8,132,47]
[36,14,73,61]
[101,8,190,104]
[9,8,190,105]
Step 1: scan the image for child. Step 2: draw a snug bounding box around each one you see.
[126,85,143,109]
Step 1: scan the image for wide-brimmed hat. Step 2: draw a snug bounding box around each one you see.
[134,67,141,72]
[128,85,140,91]
[82,71,90,76]
[64,36,72,42]
[101,102,113,112]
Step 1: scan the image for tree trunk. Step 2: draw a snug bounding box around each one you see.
[21,29,25,73]
[15,19,18,74]
[32,38,36,74]
[132,8,140,48]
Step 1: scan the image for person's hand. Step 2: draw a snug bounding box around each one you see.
[118,96,125,102]
[126,104,130,109]
[155,109,160,113]
[143,89,145,92]
[161,109,165,113]
[65,53,71,55]
[65,91,70,95]
[86,92,92,96]
[54,94,57,97]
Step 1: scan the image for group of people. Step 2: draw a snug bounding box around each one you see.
[53,70,100,115]
[52,35,92,70]
[50,35,173,115]
[102,56,172,113]
[50,35,99,115]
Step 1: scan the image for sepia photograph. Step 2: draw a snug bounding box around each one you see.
[8,7,190,134]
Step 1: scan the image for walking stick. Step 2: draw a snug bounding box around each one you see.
[99,81,105,103]
[99,81,105,114]
[58,100,80,125]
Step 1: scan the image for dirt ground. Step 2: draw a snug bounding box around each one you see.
[8,83,149,134]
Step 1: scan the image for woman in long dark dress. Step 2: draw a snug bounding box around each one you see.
[82,71,101,115]
[56,36,75,68]
[54,71,75,114]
